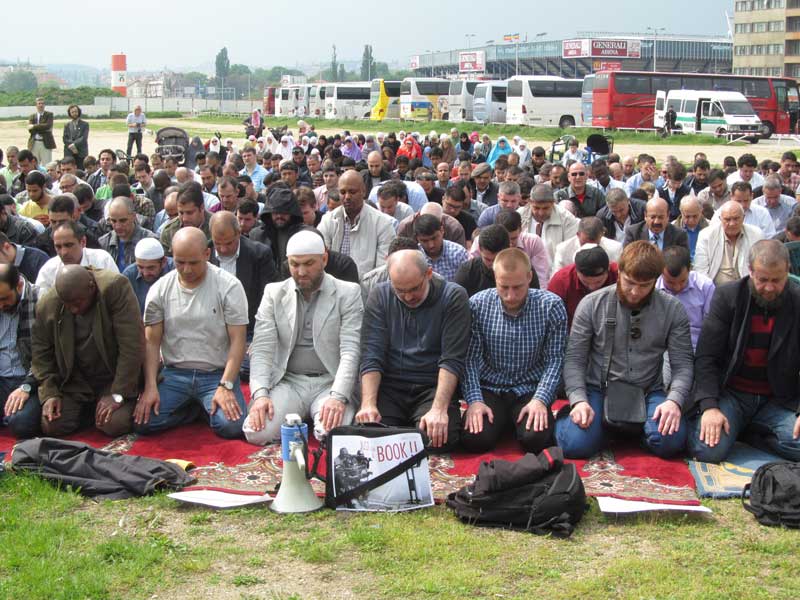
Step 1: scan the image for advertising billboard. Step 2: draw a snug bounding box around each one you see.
[563,39,641,59]
[458,51,486,73]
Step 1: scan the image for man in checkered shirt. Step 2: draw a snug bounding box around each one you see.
[462,247,568,453]
[413,214,469,282]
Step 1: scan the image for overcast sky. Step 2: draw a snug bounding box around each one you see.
[6,0,734,71]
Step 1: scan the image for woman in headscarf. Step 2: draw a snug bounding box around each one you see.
[300,136,311,154]
[184,136,204,170]
[456,132,473,156]
[277,135,294,160]
[264,133,279,154]
[396,135,422,160]
[515,139,532,167]
[362,134,380,156]
[440,136,456,168]
[486,136,513,168]
[341,136,362,162]
[244,109,263,138]
[382,146,396,171]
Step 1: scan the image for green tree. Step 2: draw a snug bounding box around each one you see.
[215,47,230,81]
[361,45,375,81]
[183,71,209,85]
[338,64,346,82]
[1,70,38,93]
[229,64,251,76]
[330,45,338,82]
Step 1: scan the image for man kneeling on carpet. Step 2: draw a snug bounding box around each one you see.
[243,230,363,444]
[32,265,143,437]
[135,227,249,439]
[461,248,568,453]
[357,249,471,452]
[555,241,694,459]
[689,239,800,463]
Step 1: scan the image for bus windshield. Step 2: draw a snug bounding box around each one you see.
[721,101,755,115]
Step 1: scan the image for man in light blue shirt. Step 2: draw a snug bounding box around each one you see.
[239,147,268,193]
[755,175,797,235]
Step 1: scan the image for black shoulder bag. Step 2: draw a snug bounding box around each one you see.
[601,292,647,434]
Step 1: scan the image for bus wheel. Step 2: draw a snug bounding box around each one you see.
[559,116,575,129]
[760,121,774,138]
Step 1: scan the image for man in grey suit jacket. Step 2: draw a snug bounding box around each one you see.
[622,197,689,252]
[243,230,363,444]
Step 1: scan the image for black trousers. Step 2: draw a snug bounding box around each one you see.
[127,132,143,156]
[377,380,461,453]
[460,389,554,454]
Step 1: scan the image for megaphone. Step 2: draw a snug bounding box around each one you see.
[270,414,323,513]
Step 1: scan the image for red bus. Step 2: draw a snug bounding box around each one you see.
[591,70,800,137]
[263,86,277,116]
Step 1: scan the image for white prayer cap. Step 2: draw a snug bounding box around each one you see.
[135,238,165,261]
[287,230,325,256]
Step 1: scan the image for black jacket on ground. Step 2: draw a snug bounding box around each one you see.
[692,277,800,415]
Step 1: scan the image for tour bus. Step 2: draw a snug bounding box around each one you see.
[276,84,311,117]
[399,77,451,120]
[370,79,402,121]
[591,70,800,137]
[308,84,327,118]
[324,82,372,119]
[448,79,481,122]
[505,76,583,128]
[654,90,762,140]
[581,74,595,126]
[472,81,508,124]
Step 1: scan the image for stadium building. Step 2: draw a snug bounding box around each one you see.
[410,32,733,79]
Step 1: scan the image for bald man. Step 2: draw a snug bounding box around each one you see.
[98,196,158,271]
[358,249,471,452]
[31,265,143,437]
[623,196,689,251]
[318,170,396,276]
[135,227,249,439]
[361,150,391,191]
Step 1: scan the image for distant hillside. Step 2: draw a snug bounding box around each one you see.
[0,87,119,107]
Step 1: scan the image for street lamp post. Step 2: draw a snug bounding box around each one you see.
[646,27,666,72]
[466,34,476,49]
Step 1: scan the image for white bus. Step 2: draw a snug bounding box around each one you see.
[324,82,372,119]
[506,76,583,128]
[472,81,508,124]
[276,84,312,117]
[447,80,481,122]
[399,78,451,120]
[308,84,327,118]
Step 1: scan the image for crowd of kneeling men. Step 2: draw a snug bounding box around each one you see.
[0,139,798,467]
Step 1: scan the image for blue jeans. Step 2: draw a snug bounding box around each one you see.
[1,376,41,439]
[240,331,253,382]
[555,387,688,459]
[687,389,800,463]
[134,367,246,439]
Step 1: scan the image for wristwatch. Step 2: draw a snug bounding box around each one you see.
[19,384,32,394]
[219,380,234,391]
[112,394,124,405]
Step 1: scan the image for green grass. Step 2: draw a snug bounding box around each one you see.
[2,471,799,599]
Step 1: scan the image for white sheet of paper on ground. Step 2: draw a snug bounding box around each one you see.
[168,489,273,509]
[596,496,712,514]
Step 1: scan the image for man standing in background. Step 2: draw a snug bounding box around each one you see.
[126,106,146,157]
[27,98,55,166]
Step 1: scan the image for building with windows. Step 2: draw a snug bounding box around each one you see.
[733,0,800,78]
[411,32,732,80]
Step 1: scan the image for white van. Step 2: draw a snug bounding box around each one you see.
[324,83,372,120]
[654,89,762,139]
[472,81,508,124]
[448,80,480,122]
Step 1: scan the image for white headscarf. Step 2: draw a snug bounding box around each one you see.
[209,137,221,153]
[278,135,294,160]
[265,134,279,154]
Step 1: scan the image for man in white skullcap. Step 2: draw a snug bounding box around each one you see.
[243,229,364,444]
[121,237,174,314]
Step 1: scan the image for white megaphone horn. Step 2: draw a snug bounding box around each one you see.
[270,414,323,513]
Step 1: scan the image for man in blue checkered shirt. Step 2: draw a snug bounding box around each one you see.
[414,214,469,282]
[462,247,568,453]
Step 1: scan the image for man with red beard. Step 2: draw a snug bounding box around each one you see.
[555,241,693,459]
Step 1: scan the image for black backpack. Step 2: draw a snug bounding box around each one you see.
[742,461,800,528]
[445,447,586,537]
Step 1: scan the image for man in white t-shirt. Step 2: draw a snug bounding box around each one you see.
[134,227,249,439]
[35,222,118,295]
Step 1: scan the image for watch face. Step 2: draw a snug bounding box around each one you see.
[112,394,124,404]
[221,381,234,391]
[20,384,31,393]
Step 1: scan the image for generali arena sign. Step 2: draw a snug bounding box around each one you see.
[562,39,641,59]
